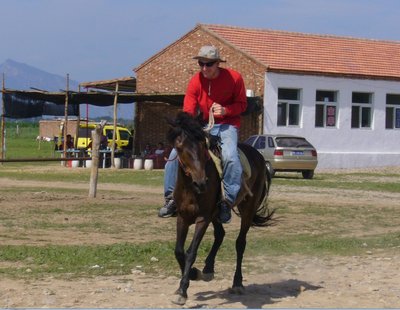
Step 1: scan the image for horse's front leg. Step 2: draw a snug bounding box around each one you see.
[175,216,189,276]
[202,220,225,281]
[173,218,209,306]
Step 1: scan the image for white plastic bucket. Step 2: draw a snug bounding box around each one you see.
[114,158,122,169]
[133,158,143,170]
[144,159,154,170]
[71,160,80,168]
[85,160,92,168]
[246,89,255,97]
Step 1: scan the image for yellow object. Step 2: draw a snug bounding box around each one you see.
[76,123,132,150]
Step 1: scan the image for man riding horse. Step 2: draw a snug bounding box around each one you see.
[159,45,247,223]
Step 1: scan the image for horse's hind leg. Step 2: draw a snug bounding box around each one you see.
[201,220,225,281]
[231,211,253,294]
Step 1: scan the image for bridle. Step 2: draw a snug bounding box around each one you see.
[171,108,215,176]
[177,137,211,177]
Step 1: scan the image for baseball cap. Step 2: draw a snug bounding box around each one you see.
[193,45,226,62]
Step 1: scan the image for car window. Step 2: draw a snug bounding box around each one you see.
[268,137,275,148]
[105,129,114,140]
[119,130,131,140]
[254,136,266,149]
[275,137,313,148]
[78,127,91,139]
[244,136,257,146]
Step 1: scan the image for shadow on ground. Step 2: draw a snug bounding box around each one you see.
[192,279,322,308]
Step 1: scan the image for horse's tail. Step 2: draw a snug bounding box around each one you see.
[252,168,276,227]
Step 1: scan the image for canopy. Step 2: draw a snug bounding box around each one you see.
[2,88,185,118]
[2,88,262,119]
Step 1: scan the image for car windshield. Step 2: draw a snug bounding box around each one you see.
[275,137,313,148]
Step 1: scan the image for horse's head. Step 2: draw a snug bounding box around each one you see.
[167,112,209,194]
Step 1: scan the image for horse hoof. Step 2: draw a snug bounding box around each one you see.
[172,295,187,306]
[201,272,214,282]
[190,267,203,281]
[229,286,245,295]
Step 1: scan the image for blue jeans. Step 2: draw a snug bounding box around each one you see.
[164,148,178,197]
[163,124,242,205]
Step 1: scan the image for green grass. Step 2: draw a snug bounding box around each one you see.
[1,123,400,280]
[0,168,164,186]
[2,122,56,159]
[1,231,399,278]
[272,173,400,193]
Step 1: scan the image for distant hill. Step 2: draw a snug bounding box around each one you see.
[0,59,79,91]
[0,59,134,120]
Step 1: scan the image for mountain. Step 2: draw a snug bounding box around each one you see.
[0,59,79,91]
[0,59,134,120]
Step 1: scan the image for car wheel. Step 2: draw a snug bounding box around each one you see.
[265,162,275,177]
[302,170,314,179]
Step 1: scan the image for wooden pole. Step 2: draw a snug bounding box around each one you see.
[89,120,106,198]
[63,74,69,166]
[1,73,5,162]
[111,82,119,168]
[75,84,81,149]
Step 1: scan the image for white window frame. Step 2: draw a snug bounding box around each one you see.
[277,88,301,127]
[315,90,338,128]
[351,92,373,129]
[386,94,400,130]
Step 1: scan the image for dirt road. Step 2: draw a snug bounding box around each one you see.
[0,168,399,308]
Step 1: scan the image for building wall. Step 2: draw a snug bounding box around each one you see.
[134,28,266,153]
[39,119,78,139]
[136,28,266,95]
[264,72,400,168]
[134,102,179,155]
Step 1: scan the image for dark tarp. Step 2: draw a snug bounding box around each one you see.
[3,92,79,118]
[2,89,262,119]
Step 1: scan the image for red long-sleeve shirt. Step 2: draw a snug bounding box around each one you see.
[183,68,247,128]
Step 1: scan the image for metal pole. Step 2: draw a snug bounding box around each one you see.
[111,82,119,168]
[63,74,69,166]
[1,73,6,162]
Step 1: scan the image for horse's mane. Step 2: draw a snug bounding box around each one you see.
[167,112,206,144]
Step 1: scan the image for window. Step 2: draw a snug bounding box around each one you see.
[386,94,400,129]
[244,135,258,146]
[277,88,301,126]
[315,90,338,128]
[119,130,131,140]
[351,92,373,128]
[254,136,266,149]
[268,136,274,148]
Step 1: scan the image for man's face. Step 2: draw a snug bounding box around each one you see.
[198,59,219,79]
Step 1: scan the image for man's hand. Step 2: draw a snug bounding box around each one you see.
[211,102,226,117]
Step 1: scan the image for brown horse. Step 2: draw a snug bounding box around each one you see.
[167,112,274,305]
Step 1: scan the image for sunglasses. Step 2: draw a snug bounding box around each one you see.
[198,60,217,67]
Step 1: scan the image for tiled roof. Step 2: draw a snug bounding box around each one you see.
[202,24,400,80]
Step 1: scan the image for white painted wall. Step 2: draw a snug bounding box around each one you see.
[264,72,400,169]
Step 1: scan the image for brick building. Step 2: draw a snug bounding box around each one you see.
[134,23,400,168]
[133,24,266,154]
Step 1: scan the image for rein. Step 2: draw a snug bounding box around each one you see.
[166,152,178,162]
[203,106,215,132]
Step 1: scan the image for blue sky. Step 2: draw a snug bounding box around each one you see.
[1,0,399,83]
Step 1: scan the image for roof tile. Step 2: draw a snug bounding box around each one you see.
[203,24,400,79]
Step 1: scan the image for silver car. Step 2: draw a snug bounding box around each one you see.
[244,134,318,179]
